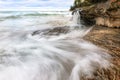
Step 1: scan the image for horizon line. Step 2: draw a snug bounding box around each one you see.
[0,8,70,11]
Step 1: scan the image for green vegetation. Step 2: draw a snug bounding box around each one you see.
[70,0,120,11]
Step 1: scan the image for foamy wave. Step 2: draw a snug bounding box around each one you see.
[0,11,111,80]
[0,11,70,19]
[0,30,111,80]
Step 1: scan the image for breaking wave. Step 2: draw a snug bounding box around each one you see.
[0,10,111,80]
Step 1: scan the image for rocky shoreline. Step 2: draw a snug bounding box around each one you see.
[30,24,120,79]
[84,25,120,80]
[70,0,120,79]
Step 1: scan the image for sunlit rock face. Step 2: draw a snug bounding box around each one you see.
[70,0,120,28]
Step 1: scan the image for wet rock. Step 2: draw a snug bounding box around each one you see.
[32,26,70,36]
[84,26,120,80]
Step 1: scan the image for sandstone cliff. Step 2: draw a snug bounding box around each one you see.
[70,0,120,28]
[70,0,120,80]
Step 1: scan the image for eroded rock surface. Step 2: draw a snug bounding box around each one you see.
[70,0,120,28]
[84,26,120,80]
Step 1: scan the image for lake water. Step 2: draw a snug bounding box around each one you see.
[0,11,110,80]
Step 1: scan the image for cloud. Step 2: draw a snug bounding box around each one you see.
[0,0,74,10]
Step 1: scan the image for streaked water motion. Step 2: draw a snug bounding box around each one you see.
[0,11,110,80]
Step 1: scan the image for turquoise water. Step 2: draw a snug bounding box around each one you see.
[0,11,70,18]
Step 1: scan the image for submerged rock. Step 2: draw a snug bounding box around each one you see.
[32,26,70,36]
[70,0,120,28]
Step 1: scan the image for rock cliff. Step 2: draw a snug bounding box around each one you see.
[70,0,120,28]
[70,0,120,80]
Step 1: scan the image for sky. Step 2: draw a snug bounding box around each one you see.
[0,0,74,11]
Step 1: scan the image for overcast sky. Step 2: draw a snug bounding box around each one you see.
[0,0,74,10]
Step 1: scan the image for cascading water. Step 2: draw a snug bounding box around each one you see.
[70,9,82,27]
[0,11,111,80]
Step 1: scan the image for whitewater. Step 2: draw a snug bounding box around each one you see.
[0,11,111,80]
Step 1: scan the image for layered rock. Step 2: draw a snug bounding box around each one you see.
[70,0,120,28]
[84,25,120,80]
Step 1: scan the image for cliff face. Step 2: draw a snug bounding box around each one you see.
[70,0,120,28]
[70,1,120,80]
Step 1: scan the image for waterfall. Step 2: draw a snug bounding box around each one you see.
[71,9,81,27]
